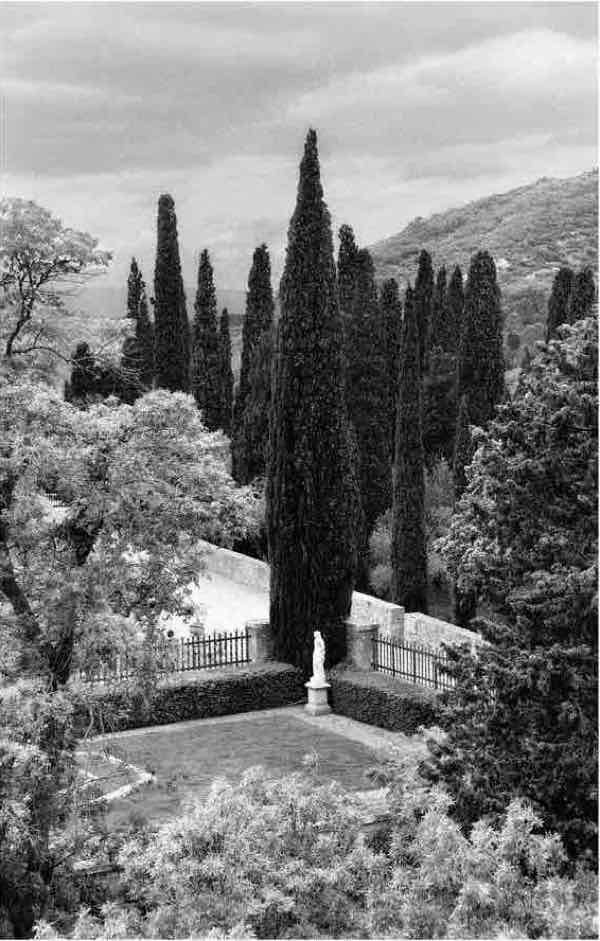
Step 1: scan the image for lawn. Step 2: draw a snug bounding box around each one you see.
[81,709,385,830]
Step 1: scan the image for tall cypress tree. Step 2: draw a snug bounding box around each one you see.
[457,251,504,428]
[391,285,427,613]
[567,267,596,324]
[232,244,274,480]
[446,264,464,356]
[424,266,457,465]
[153,194,189,392]
[121,258,154,399]
[233,325,274,484]
[191,249,221,431]
[337,223,359,329]
[266,129,356,676]
[380,278,403,456]
[234,244,275,425]
[346,248,392,580]
[217,308,234,435]
[414,249,434,374]
[546,267,574,341]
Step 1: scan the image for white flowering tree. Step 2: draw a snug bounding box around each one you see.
[0,198,111,362]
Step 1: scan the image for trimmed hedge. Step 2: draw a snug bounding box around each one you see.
[72,662,304,736]
[329,668,444,734]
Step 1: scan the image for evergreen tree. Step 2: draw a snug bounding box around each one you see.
[457,251,504,428]
[266,129,357,676]
[153,194,189,392]
[567,266,596,324]
[190,249,221,431]
[232,326,274,485]
[391,286,427,613]
[337,223,359,326]
[68,342,96,401]
[446,265,464,356]
[424,267,457,465]
[234,244,275,425]
[232,244,274,480]
[121,258,154,400]
[452,394,473,501]
[346,248,392,577]
[432,317,598,859]
[380,278,402,456]
[414,249,434,373]
[428,266,448,352]
[217,308,234,435]
[546,266,574,341]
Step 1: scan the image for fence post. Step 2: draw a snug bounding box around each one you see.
[345,621,380,671]
[246,620,273,663]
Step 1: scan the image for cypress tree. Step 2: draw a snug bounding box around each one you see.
[121,258,154,399]
[546,267,574,340]
[346,248,392,580]
[380,278,403,456]
[567,266,596,324]
[446,264,464,356]
[218,308,234,435]
[233,325,274,484]
[68,342,96,401]
[191,249,221,431]
[414,249,434,373]
[457,251,504,428]
[337,223,359,328]
[266,129,356,676]
[391,285,427,613]
[153,194,189,392]
[232,244,274,480]
[234,244,275,425]
[424,267,457,465]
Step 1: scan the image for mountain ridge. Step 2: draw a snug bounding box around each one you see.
[370,168,598,355]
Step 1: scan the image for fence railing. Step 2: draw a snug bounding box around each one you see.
[372,634,455,691]
[77,630,250,685]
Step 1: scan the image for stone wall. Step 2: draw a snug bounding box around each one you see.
[197,541,482,651]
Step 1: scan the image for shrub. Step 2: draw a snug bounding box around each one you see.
[71,663,304,736]
[329,669,443,734]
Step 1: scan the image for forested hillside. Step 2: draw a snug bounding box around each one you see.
[371,169,598,353]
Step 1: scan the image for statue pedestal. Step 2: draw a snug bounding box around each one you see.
[305,678,331,716]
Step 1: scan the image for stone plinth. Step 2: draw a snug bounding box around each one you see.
[246,620,274,663]
[345,621,380,671]
[305,678,331,715]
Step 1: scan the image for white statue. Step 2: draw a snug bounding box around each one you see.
[312,631,326,683]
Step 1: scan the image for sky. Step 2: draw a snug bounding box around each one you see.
[0,1,597,295]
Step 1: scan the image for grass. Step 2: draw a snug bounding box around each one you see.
[81,710,386,830]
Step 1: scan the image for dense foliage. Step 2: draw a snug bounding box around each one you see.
[266,130,357,675]
[0,198,110,364]
[546,266,574,341]
[36,762,598,940]
[153,195,189,392]
[232,244,275,484]
[391,286,427,612]
[379,278,402,457]
[567,266,597,323]
[413,249,434,373]
[457,250,504,428]
[0,382,259,687]
[432,317,598,860]
[191,250,221,431]
[121,258,154,399]
[345,249,391,581]
[217,308,234,434]
[337,223,359,342]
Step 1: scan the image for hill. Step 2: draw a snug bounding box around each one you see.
[370,169,598,358]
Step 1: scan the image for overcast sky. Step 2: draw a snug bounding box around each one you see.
[1,1,597,293]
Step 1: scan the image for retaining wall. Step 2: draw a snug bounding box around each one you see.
[197,541,482,651]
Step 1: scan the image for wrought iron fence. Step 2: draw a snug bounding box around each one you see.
[372,634,455,690]
[77,630,250,684]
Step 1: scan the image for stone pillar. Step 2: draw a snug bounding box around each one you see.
[246,620,273,663]
[345,621,380,671]
[385,606,405,642]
